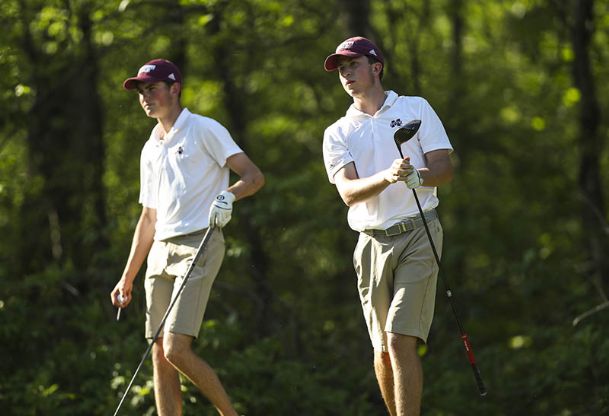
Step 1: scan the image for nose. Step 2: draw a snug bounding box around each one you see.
[139,88,153,100]
[339,67,351,78]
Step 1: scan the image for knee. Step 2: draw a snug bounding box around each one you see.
[387,332,418,355]
[162,337,190,366]
[152,339,166,363]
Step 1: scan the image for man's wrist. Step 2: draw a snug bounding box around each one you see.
[121,273,135,285]
[218,190,236,203]
[382,170,396,184]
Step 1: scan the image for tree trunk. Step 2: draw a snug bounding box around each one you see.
[339,0,370,36]
[19,2,107,279]
[207,9,276,338]
[570,0,608,297]
[446,0,469,294]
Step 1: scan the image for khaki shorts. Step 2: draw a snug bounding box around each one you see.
[144,229,225,339]
[353,215,443,352]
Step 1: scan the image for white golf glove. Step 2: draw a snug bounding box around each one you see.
[208,191,235,228]
[406,169,423,189]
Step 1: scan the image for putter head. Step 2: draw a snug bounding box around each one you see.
[394,119,422,146]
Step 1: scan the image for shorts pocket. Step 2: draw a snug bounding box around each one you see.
[146,241,168,277]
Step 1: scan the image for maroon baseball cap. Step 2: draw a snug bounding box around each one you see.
[324,36,384,71]
[123,59,182,90]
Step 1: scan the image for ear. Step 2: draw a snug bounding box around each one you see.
[170,82,182,96]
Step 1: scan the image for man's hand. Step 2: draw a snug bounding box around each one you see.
[111,278,133,308]
[208,191,236,228]
[383,158,423,188]
[384,158,416,184]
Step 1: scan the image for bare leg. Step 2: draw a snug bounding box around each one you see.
[387,333,423,416]
[163,332,238,416]
[152,338,183,416]
[374,351,397,416]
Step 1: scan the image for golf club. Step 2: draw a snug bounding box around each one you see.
[112,226,217,416]
[394,120,487,397]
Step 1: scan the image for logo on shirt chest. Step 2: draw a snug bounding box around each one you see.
[390,118,403,128]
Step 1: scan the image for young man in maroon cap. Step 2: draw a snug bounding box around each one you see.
[111,58,264,416]
[322,37,454,416]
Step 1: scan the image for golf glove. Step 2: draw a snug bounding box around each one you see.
[209,191,235,228]
[406,169,423,189]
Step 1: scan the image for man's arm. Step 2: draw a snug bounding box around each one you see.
[225,152,265,199]
[416,149,453,187]
[110,207,156,307]
[208,152,264,228]
[334,149,453,206]
[334,162,392,207]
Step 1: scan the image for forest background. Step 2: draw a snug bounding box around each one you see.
[1,0,609,415]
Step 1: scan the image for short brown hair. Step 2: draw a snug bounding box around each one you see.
[367,56,384,80]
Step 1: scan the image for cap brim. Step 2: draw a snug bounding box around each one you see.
[123,75,163,90]
[324,51,363,71]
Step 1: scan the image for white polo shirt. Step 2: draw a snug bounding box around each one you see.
[139,108,242,240]
[323,91,453,232]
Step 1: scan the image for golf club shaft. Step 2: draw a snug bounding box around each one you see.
[410,187,487,396]
[395,144,486,396]
[112,226,216,416]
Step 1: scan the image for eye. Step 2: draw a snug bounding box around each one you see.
[338,62,354,72]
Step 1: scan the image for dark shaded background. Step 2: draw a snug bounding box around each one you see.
[1,0,608,414]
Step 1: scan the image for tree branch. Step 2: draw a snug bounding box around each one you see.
[572,300,609,326]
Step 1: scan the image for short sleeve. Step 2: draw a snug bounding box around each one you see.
[138,143,157,208]
[417,99,453,154]
[323,127,354,184]
[198,118,243,167]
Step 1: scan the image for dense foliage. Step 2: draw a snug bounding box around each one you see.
[1,0,608,415]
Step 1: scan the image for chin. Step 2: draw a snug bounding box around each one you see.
[343,87,356,97]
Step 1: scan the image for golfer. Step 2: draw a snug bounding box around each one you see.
[322,37,454,416]
[110,58,264,416]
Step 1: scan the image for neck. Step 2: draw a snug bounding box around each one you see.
[352,85,386,116]
[158,106,183,136]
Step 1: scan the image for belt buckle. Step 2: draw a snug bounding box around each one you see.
[385,224,401,237]
[385,222,407,237]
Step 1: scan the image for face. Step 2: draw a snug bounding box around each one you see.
[137,81,179,118]
[336,55,380,97]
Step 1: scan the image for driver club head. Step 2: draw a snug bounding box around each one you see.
[394,119,422,146]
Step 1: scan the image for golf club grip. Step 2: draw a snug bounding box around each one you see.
[471,363,487,397]
[461,334,487,397]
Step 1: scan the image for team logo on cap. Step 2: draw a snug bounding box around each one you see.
[138,64,156,74]
[337,40,355,51]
